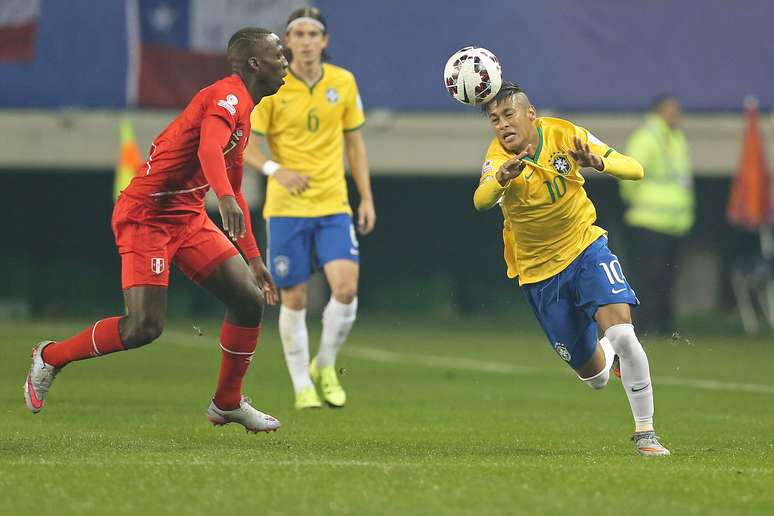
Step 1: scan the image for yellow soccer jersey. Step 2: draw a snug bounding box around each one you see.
[475,117,635,285]
[251,63,365,218]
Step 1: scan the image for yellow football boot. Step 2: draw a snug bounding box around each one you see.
[294,386,322,410]
[310,357,346,408]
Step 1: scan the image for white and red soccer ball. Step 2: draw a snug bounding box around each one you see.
[444,47,502,106]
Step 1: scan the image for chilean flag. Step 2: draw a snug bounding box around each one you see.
[127,0,297,108]
[0,0,40,61]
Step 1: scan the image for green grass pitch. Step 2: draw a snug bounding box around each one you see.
[1,318,773,515]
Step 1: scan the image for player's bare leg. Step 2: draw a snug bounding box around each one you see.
[23,286,166,413]
[201,255,280,432]
[278,282,322,409]
[596,303,670,456]
[311,259,358,407]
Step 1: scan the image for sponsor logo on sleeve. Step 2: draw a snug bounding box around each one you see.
[481,160,494,175]
[217,93,239,116]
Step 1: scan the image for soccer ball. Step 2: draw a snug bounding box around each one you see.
[444,47,502,106]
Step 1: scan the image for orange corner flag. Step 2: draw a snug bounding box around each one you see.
[114,118,143,201]
[726,97,774,230]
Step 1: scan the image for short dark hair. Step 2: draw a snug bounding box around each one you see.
[227,27,273,54]
[481,81,526,114]
[284,6,330,63]
[651,93,679,111]
[286,6,327,35]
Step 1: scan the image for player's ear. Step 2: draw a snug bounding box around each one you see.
[527,104,537,121]
[247,56,260,71]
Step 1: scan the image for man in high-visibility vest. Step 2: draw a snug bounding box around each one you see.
[620,95,694,334]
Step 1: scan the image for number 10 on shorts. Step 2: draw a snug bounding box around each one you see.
[599,259,627,293]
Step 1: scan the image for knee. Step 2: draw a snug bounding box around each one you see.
[331,283,357,305]
[122,314,164,348]
[582,369,610,390]
[281,285,307,310]
[233,287,264,325]
[605,323,641,357]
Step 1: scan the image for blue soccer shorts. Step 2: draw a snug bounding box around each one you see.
[266,213,360,289]
[522,236,639,370]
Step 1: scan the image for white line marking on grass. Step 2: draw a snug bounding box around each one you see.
[343,346,774,395]
[655,377,774,395]
[344,347,533,374]
[7,458,422,468]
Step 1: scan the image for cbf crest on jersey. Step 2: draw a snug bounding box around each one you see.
[326,87,339,104]
[550,153,572,175]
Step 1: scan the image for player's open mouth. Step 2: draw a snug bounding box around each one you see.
[502,132,517,143]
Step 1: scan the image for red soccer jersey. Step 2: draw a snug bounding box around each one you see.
[120,74,261,260]
[123,74,254,211]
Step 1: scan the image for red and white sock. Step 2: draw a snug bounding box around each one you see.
[41,317,125,368]
[213,321,260,410]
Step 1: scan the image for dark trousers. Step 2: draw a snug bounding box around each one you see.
[624,226,681,335]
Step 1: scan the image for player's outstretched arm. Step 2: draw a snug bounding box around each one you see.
[474,146,532,211]
[569,136,644,181]
[474,175,507,211]
[599,151,645,181]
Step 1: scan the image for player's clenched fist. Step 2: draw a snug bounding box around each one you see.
[496,144,534,186]
[218,195,246,241]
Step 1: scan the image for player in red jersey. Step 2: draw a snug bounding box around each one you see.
[23,27,287,433]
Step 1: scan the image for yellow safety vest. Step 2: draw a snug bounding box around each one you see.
[620,115,694,236]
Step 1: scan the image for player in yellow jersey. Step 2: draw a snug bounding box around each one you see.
[244,7,375,410]
[474,82,670,456]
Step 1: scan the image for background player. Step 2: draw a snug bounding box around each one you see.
[473,82,670,456]
[244,7,375,409]
[24,28,285,434]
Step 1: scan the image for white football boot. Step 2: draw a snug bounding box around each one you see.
[633,431,671,456]
[23,341,61,413]
[206,397,281,433]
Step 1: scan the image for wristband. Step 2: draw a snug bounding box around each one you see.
[262,160,281,176]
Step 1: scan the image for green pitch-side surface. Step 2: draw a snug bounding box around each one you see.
[1,318,772,516]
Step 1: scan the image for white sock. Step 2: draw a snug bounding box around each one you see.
[316,297,358,368]
[279,305,313,393]
[580,337,614,389]
[605,323,654,432]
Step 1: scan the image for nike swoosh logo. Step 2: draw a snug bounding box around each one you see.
[26,375,43,409]
[631,383,650,393]
[612,288,627,294]
[524,170,534,180]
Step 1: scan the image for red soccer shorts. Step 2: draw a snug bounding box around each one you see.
[112,196,239,289]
